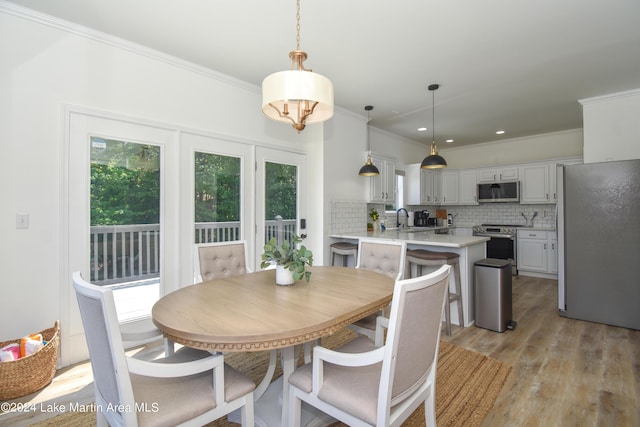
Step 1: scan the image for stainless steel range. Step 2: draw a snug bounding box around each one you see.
[472,224,520,274]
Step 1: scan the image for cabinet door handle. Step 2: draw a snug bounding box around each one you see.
[552,243,555,249]
[546,193,549,199]
[544,243,547,249]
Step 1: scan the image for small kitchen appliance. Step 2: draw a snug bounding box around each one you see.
[413,210,429,227]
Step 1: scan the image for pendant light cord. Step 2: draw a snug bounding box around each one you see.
[295,0,301,51]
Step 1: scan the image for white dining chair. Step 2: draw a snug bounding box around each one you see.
[347,239,407,340]
[287,264,451,427]
[73,271,255,427]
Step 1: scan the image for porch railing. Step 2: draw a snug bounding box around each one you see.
[90,219,297,285]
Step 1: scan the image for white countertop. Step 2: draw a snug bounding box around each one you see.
[330,230,489,248]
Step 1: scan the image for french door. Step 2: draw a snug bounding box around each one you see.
[255,147,307,268]
[66,111,178,364]
[179,132,253,285]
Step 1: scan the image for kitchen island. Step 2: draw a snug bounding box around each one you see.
[329,229,489,328]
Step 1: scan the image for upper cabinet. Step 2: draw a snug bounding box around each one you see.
[477,167,519,183]
[519,158,582,204]
[520,163,554,204]
[459,170,478,205]
[406,163,434,204]
[403,157,581,207]
[367,153,395,203]
[440,171,459,205]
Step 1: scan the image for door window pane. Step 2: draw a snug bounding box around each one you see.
[265,161,298,245]
[194,152,241,243]
[90,137,160,320]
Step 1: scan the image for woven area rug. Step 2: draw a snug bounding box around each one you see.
[30,329,511,427]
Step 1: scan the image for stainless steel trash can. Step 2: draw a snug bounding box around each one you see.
[474,258,513,332]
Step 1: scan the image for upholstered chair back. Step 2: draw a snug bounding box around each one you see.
[195,241,250,283]
[356,239,407,280]
[385,265,450,406]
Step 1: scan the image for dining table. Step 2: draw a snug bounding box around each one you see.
[152,265,395,427]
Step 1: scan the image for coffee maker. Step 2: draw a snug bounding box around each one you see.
[413,210,429,227]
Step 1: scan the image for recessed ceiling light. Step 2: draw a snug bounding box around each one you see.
[446,139,454,143]
[417,127,427,132]
[496,130,505,135]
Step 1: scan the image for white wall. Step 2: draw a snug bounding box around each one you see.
[0,5,329,361]
[580,88,640,163]
[435,129,584,169]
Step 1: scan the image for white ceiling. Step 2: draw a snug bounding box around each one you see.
[7,0,640,147]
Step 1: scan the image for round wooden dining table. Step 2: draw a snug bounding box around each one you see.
[152,265,394,352]
[152,265,395,427]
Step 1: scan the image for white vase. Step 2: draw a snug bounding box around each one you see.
[276,265,295,286]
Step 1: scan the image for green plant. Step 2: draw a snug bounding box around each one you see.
[260,235,313,282]
[369,208,379,222]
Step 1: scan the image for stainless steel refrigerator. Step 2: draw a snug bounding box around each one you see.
[557,159,640,330]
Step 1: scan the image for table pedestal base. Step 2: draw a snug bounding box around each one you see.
[228,377,334,427]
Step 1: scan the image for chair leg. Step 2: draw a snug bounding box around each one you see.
[288,389,302,427]
[424,392,436,427]
[240,396,254,427]
[444,289,452,336]
[454,261,464,327]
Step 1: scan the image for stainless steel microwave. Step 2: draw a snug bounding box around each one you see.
[477,181,520,203]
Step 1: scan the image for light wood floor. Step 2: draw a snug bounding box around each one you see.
[2,275,639,426]
[442,275,640,427]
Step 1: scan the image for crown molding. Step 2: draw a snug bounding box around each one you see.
[579,88,640,105]
[0,0,259,94]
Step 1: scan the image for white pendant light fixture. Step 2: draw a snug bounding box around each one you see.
[359,105,380,176]
[421,84,448,169]
[262,0,334,133]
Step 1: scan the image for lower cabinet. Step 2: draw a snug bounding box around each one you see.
[517,230,557,278]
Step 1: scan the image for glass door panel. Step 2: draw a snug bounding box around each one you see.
[264,161,298,246]
[255,147,307,267]
[194,152,241,243]
[90,137,160,321]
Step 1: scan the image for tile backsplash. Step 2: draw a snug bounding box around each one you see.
[330,200,557,233]
[329,200,368,233]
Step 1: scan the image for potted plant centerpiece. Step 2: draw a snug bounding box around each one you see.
[261,234,313,285]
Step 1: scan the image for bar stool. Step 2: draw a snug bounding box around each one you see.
[330,242,358,267]
[406,249,463,336]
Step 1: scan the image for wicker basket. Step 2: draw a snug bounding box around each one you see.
[0,320,60,400]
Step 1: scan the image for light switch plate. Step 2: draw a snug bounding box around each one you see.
[16,213,29,229]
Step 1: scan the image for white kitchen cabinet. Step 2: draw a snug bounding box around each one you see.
[440,171,459,205]
[368,153,395,203]
[459,170,478,205]
[405,164,436,204]
[431,171,442,203]
[477,167,519,183]
[548,234,558,273]
[520,163,553,204]
[517,229,557,278]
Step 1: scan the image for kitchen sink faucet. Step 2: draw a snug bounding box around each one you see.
[396,208,409,228]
